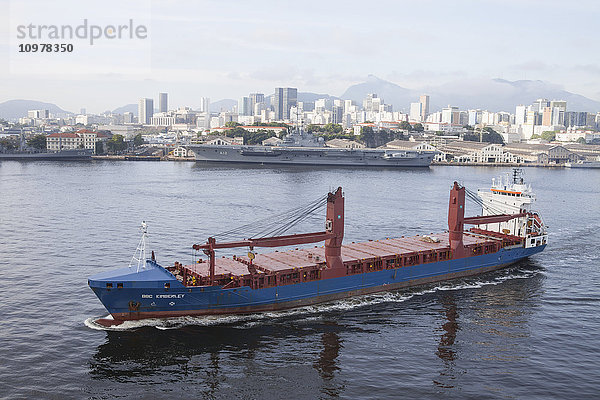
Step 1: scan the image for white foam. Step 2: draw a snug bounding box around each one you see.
[84,267,542,331]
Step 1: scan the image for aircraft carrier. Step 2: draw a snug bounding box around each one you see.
[188,130,436,167]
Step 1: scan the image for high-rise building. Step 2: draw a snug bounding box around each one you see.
[533,98,550,113]
[274,87,297,120]
[199,97,210,113]
[515,105,527,125]
[332,105,344,124]
[344,100,354,114]
[419,95,430,121]
[542,107,553,126]
[363,94,378,112]
[441,106,459,124]
[159,93,168,113]
[123,112,133,124]
[238,97,252,116]
[550,100,567,112]
[138,98,154,125]
[249,93,265,115]
[409,102,422,122]
[468,109,482,126]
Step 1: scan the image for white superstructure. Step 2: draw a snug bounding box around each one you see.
[476,169,547,248]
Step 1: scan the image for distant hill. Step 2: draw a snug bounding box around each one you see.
[112,104,138,116]
[298,92,340,103]
[0,99,72,120]
[340,76,600,113]
[341,75,415,112]
[426,78,600,112]
[210,99,237,112]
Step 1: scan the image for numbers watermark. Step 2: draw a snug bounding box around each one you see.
[18,43,74,53]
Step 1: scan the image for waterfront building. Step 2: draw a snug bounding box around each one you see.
[504,143,579,164]
[138,98,154,125]
[440,142,524,164]
[46,129,108,151]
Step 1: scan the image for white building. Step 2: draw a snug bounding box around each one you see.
[409,103,422,122]
[46,129,109,151]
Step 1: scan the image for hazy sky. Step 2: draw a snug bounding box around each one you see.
[1,0,599,113]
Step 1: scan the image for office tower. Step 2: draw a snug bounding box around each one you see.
[468,109,482,126]
[123,112,133,124]
[274,87,297,120]
[515,105,527,125]
[159,93,168,113]
[419,95,430,120]
[138,98,154,124]
[238,97,252,116]
[441,106,459,124]
[363,93,378,112]
[249,93,265,115]
[344,99,354,114]
[199,97,210,113]
[542,107,553,126]
[550,100,566,126]
[532,98,550,113]
[332,105,344,124]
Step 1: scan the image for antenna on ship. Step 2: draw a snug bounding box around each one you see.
[512,168,524,184]
[129,221,149,272]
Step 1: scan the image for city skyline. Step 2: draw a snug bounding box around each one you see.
[1,0,599,113]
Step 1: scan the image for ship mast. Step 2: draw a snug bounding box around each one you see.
[130,221,149,272]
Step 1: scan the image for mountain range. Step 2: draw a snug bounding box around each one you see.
[341,75,600,113]
[1,77,599,120]
[0,99,72,120]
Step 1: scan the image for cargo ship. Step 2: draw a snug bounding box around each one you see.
[88,170,547,327]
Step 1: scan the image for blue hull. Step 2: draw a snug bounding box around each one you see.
[89,245,545,321]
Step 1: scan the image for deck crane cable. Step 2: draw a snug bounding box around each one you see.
[465,187,505,216]
[249,195,327,239]
[212,194,328,241]
[256,196,327,239]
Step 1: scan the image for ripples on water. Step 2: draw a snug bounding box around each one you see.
[0,162,599,399]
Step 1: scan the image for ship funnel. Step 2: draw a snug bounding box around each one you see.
[448,182,466,259]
